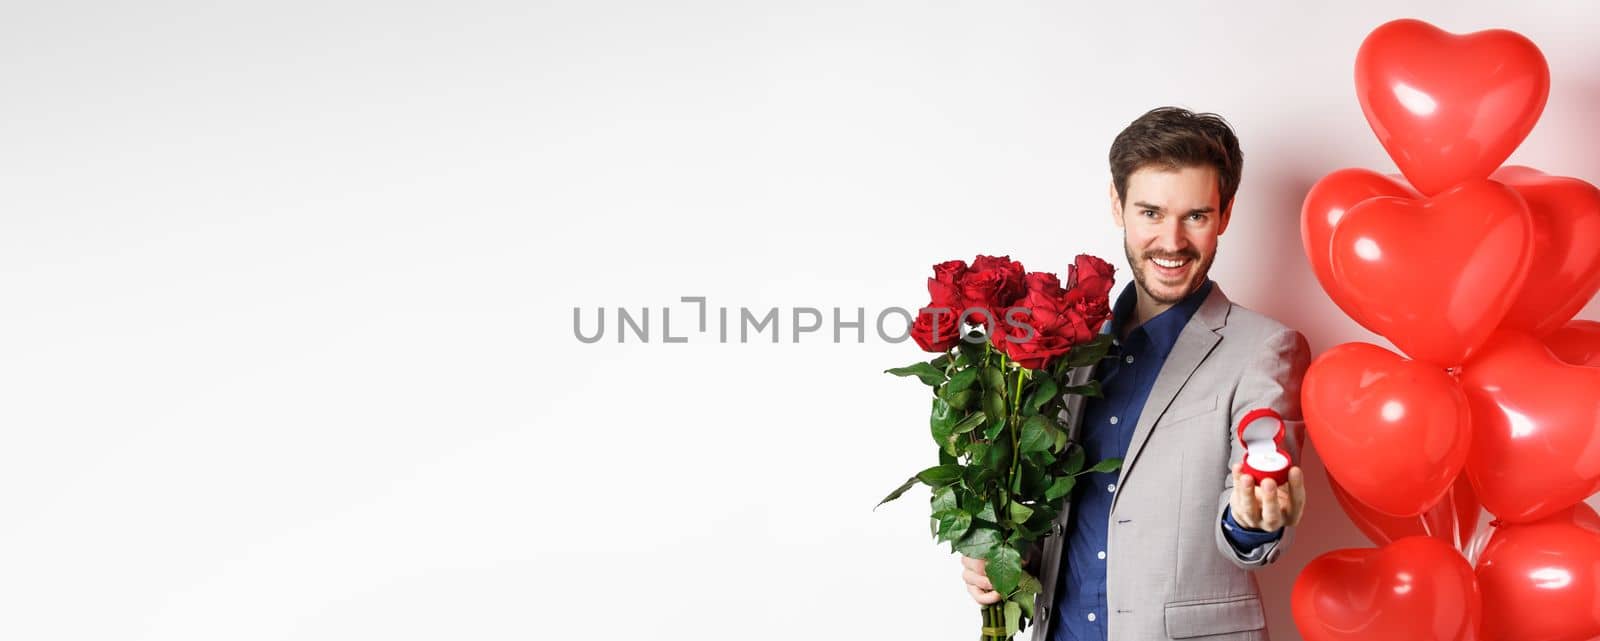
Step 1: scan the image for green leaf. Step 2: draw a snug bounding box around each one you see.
[935,510,973,542]
[1063,444,1085,474]
[982,417,1006,441]
[886,361,945,386]
[930,485,958,514]
[1019,415,1051,454]
[951,412,986,435]
[957,340,984,368]
[1052,422,1070,452]
[943,388,976,411]
[929,353,952,370]
[974,500,998,524]
[1044,476,1076,502]
[1013,588,1036,620]
[930,398,959,456]
[944,367,979,395]
[1082,457,1123,475]
[1025,378,1058,416]
[1004,600,1021,636]
[981,437,1012,475]
[981,365,1006,394]
[953,527,1002,559]
[1008,501,1034,524]
[875,476,919,509]
[1066,334,1114,367]
[1016,571,1042,598]
[1062,381,1103,399]
[963,463,997,493]
[983,391,1008,429]
[985,545,1023,596]
[916,464,963,487]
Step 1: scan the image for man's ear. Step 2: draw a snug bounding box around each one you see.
[1109,181,1124,229]
[1218,198,1234,236]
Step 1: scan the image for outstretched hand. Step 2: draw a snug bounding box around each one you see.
[1229,462,1306,531]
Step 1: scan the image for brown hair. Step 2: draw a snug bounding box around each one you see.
[1109,106,1243,214]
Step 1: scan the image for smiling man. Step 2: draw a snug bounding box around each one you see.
[958,107,1313,641]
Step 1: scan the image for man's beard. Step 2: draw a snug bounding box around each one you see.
[1123,240,1211,305]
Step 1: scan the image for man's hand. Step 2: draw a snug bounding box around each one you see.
[1229,462,1306,531]
[960,555,1002,605]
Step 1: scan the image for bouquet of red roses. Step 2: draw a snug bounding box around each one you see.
[879,254,1121,641]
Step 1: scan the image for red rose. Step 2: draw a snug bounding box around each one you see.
[989,257,1115,370]
[932,259,969,284]
[990,289,1080,369]
[1025,271,1064,297]
[910,304,962,352]
[1059,255,1113,334]
[927,260,968,311]
[1073,254,1115,300]
[959,255,1026,325]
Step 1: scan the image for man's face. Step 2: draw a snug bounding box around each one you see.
[1110,164,1231,305]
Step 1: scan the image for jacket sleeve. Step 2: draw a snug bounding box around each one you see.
[1213,327,1311,569]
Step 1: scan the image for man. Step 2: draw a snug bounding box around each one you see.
[959,107,1312,641]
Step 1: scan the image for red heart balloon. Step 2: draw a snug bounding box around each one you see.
[1301,169,1419,332]
[1329,472,1481,550]
[1304,342,1471,516]
[1293,536,1481,641]
[1475,503,1600,641]
[1329,179,1533,366]
[1459,331,1600,523]
[1491,166,1600,336]
[1544,320,1600,366]
[1356,19,1549,196]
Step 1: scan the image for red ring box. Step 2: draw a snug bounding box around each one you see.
[1237,407,1291,486]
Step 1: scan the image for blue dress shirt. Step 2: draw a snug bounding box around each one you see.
[1050,279,1280,641]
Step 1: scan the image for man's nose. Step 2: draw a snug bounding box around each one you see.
[1154,218,1188,251]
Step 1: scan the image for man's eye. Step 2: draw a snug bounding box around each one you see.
[1141,210,1158,218]
[1187,213,1207,222]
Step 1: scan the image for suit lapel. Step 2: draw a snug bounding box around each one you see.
[1109,285,1230,513]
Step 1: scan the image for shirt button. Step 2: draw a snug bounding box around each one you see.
[1087,612,1097,622]
[1109,416,1119,425]
[1098,550,1106,560]
[1107,483,1116,493]
[1124,354,1135,364]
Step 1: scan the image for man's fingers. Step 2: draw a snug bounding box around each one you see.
[1288,466,1308,527]
[968,584,1002,605]
[1259,481,1283,530]
[960,555,985,572]
[1233,472,1260,526]
[963,568,995,592]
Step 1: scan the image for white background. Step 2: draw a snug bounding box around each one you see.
[4,1,1600,639]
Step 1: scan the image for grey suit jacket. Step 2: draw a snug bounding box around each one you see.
[1028,284,1312,641]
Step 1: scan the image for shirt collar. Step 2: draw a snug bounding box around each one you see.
[1105,278,1215,356]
